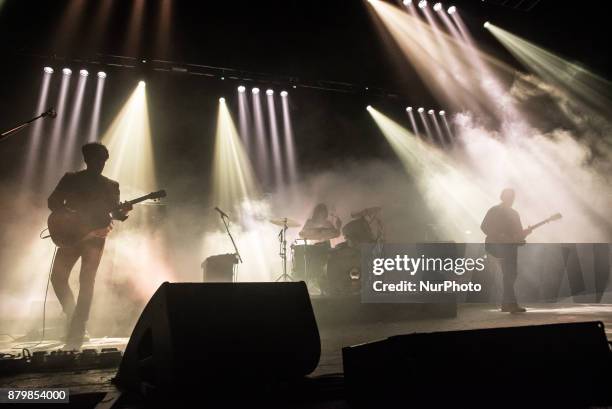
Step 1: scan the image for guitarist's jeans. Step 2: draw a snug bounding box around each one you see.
[51,237,105,343]
[486,244,519,304]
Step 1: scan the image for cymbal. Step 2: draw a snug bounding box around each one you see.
[269,217,301,228]
[351,206,382,218]
[299,227,340,241]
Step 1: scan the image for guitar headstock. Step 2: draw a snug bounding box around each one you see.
[548,213,562,222]
[146,190,167,201]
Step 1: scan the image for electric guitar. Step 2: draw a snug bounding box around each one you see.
[526,212,563,235]
[485,212,562,255]
[47,190,166,248]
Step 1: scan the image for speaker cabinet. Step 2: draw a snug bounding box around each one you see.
[115,281,320,396]
[343,321,612,407]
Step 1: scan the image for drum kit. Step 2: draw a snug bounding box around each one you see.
[269,206,384,295]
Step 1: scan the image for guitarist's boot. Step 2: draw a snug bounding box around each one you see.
[63,319,87,351]
[501,303,527,313]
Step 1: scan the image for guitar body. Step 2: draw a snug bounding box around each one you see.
[46,190,167,248]
[47,209,93,248]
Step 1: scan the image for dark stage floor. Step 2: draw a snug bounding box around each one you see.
[2,303,612,400]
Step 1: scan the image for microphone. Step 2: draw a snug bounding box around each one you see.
[215,206,229,219]
[43,108,57,118]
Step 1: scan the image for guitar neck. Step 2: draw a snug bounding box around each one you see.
[531,219,550,230]
[114,195,152,211]
[127,196,151,206]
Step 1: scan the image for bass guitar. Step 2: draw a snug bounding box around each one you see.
[47,190,166,248]
[485,212,562,256]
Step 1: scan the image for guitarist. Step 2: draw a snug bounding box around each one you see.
[481,188,532,314]
[48,142,132,349]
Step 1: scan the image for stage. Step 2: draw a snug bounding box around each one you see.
[2,302,612,406]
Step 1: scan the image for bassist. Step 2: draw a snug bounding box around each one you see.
[48,143,132,349]
[481,188,532,314]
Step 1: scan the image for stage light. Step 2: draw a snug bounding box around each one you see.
[219,97,225,103]
[43,67,54,74]
[418,107,424,113]
[403,0,412,5]
[238,85,246,93]
[439,110,446,115]
[418,0,427,8]
[406,106,413,112]
[484,21,491,28]
[366,105,373,110]
[79,69,89,77]
[428,109,435,115]
[447,5,456,14]
[62,68,72,76]
[252,87,260,94]
[97,71,107,79]
[138,80,146,87]
[433,2,442,11]
[266,89,274,96]
[221,76,225,80]
[280,90,288,97]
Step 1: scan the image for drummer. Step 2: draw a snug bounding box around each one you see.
[299,203,342,243]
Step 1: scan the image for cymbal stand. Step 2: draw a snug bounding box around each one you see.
[275,220,293,282]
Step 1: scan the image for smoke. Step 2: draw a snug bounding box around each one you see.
[201,160,428,282]
[0,183,175,338]
[448,73,612,243]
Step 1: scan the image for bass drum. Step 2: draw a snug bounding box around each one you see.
[326,242,361,296]
[292,241,330,284]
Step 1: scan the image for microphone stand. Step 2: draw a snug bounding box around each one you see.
[218,212,242,281]
[0,111,52,143]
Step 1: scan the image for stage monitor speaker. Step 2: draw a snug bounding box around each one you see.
[201,253,238,282]
[115,281,320,396]
[343,321,612,407]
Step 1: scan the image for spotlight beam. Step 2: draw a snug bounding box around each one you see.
[101,82,156,195]
[238,86,252,157]
[88,73,106,141]
[252,90,271,187]
[266,92,285,188]
[281,93,298,185]
[44,72,72,189]
[487,23,612,113]
[368,106,492,237]
[23,69,53,186]
[62,71,88,166]
[212,99,260,210]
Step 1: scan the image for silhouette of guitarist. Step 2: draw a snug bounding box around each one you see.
[481,188,532,313]
[48,143,131,349]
